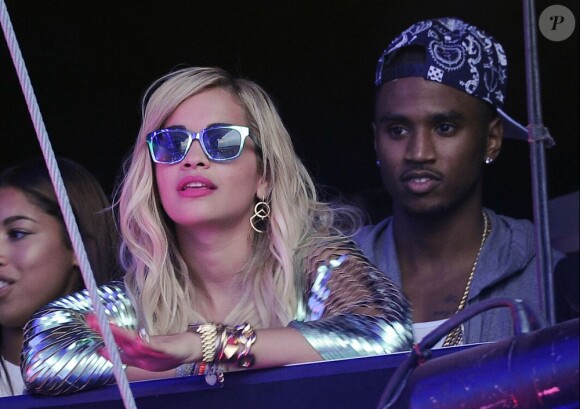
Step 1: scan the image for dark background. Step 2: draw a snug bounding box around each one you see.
[1,0,578,223]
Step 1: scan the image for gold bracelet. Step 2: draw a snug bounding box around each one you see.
[188,322,256,369]
[189,323,221,363]
[218,326,239,363]
[234,323,257,368]
[215,323,257,368]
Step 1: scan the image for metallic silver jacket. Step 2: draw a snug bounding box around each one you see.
[21,239,412,395]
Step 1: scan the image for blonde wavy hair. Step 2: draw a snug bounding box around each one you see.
[115,67,361,335]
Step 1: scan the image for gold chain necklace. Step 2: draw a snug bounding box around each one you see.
[442,210,491,347]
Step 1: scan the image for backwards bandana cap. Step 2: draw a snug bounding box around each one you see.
[376,17,527,141]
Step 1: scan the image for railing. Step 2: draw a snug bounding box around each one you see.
[3,319,578,409]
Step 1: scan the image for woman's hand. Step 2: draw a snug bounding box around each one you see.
[86,313,200,372]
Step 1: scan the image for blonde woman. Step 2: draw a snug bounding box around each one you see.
[21,67,412,395]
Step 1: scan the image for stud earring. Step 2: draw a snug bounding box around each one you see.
[485,157,494,164]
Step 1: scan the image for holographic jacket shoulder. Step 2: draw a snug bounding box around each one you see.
[21,237,412,395]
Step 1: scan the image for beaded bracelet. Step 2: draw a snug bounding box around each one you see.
[175,361,207,377]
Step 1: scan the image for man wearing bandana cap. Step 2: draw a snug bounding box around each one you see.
[354,17,564,347]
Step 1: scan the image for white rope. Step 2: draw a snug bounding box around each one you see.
[0,2,137,408]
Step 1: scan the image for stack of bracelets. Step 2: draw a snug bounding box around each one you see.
[175,322,257,386]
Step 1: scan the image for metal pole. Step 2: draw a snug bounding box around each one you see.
[522,0,556,325]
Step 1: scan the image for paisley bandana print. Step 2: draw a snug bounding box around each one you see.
[375,17,508,110]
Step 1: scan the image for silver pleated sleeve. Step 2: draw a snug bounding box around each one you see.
[289,240,413,359]
[21,282,136,395]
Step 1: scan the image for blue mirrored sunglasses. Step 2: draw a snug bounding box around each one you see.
[146,125,257,164]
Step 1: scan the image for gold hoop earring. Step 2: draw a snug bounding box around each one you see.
[250,198,270,233]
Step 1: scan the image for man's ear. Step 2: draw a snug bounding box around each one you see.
[485,116,503,162]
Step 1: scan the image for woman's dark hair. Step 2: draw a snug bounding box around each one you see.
[0,156,121,284]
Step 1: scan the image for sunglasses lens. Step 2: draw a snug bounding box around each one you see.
[148,126,248,163]
[150,130,190,164]
[203,128,243,160]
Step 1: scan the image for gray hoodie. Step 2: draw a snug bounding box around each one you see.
[354,208,563,344]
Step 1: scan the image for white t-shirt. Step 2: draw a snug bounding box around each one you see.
[412,319,449,348]
[1,357,25,397]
